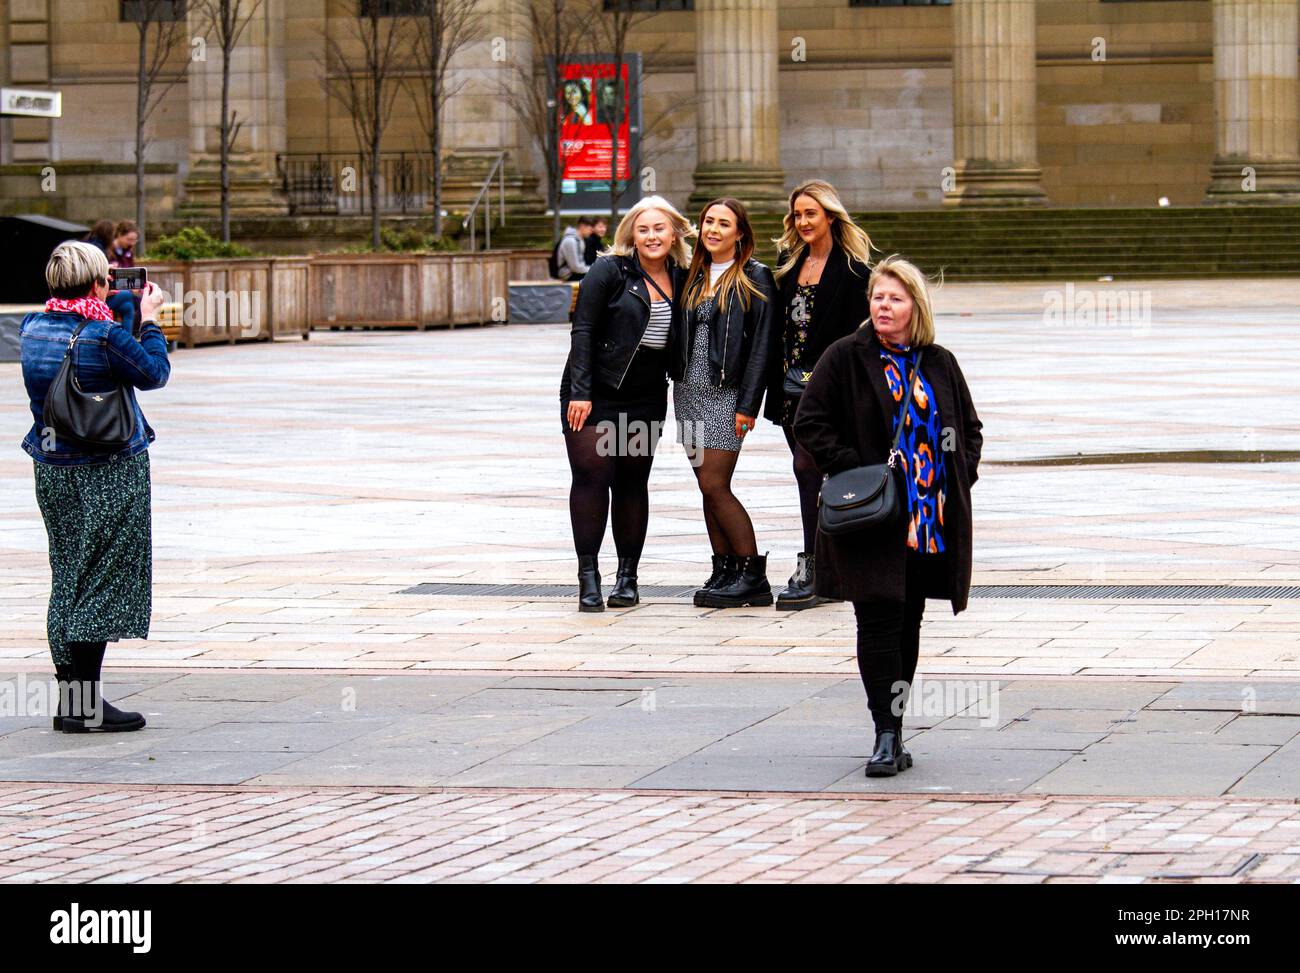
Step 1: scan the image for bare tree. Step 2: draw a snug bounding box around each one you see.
[502,0,588,241]
[407,0,483,240]
[130,0,188,254]
[193,0,266,243]
[322,3,408,249]
[590,3,659,224]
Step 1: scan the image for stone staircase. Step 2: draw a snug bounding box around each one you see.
[481,206,1300,280]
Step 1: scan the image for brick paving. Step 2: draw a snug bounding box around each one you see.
[1,783,1296,884]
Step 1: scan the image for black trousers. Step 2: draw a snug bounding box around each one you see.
[852,551,948,734]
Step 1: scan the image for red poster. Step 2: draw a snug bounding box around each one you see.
[559,62,631,190]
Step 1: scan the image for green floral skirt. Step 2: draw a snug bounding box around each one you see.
[34,452,153,665]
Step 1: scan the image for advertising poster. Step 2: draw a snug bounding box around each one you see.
[552,53,642,213]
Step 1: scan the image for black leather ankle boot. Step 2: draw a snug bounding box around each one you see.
[52,663,74,731]
[700,553,773,608]
[61,642,145,733]
[577,555,605,612]
[607,557,640,608]
[775,552,825,611]
[865,729,904,777]
[693,554,736,607]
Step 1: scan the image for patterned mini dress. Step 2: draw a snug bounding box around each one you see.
[673,296,743,452]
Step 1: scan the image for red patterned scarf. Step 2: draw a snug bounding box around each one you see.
[45,296,116,322]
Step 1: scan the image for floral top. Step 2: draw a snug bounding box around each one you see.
[782,283,818,425]
[879,338,947,554]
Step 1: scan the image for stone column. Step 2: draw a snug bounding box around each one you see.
[944,0,1047,206]
[180,0,287,217]
[1205,0,1300,203]
[688,0,786,214]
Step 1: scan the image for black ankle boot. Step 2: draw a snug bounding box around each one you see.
[52,663,74,731]
[62,642,145,733]
[775,552,825,612]
[899,721,913,769]
[865,729,904,777]
[693,554,736,607]
[577,555,605,613]
[607,557,640,608]
[700,553,773,608]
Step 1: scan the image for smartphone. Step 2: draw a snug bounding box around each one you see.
[109,267,147,291]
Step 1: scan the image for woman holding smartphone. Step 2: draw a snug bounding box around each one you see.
[560,195,693,611]
[673,197,777,608]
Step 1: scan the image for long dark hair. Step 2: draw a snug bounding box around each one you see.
[683,197,766,315]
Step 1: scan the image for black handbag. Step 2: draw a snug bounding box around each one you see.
[783,364,813,398]
[817,350,921,536]
[42,318,136,451]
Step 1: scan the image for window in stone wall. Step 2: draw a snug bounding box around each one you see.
[358,0,430,15]
[119,0,187,21]
[849,0,952,7]
[602,1,694,10]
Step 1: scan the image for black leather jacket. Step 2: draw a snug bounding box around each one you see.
[564,253,685,399]
[671,256,777,419]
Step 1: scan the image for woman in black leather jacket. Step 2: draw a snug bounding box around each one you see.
[560,195,694,612]
[672,197,777,608]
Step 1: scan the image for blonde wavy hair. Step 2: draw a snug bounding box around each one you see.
[602,195,694,267]
[868,255,937,348]
[773,180,873,281]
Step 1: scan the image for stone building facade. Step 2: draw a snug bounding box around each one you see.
[1,0,1298,226]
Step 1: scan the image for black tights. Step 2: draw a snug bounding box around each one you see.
[688,447,757,556]
[782,425,822,554]
[565,424,657,559]
[852,554,939,734]
[64,640,108,680]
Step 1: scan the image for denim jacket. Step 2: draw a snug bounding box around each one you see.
[19,310,170,466]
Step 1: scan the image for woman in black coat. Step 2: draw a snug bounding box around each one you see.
[561,195,693,612]
[794,255,982,777]
[765,180,873,611]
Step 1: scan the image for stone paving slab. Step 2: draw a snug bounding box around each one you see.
[2,670,1297,799]
[3,783,1298,884]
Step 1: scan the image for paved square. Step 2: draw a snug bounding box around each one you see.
[2,278,1299,882]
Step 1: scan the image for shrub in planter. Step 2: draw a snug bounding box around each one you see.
[149,227,253,261]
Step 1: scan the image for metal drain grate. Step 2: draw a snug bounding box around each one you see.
[399,582,1300,601]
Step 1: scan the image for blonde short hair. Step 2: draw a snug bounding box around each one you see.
[868,255,936,348]
[46,240,110,298]
[603,195,694,268]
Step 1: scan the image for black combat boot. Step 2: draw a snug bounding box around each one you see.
[865,729,904,777]
[700,553,773,608]
[775,552,826,611]
[61,642,146,733]
[693,554,736,607]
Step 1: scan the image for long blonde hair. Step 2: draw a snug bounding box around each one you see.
[602,195,694,268]
[773,180,873,281]
[683,198,767,315]
[868,255,936,348]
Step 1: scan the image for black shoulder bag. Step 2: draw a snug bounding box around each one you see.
[42,317,136,451]
[817,350,921,536]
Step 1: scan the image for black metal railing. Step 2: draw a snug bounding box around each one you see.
[275,152,435,216]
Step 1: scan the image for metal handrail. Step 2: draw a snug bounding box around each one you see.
[462,152,506,250]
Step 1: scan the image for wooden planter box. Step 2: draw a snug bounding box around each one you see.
[307,251,509,330]
[147,257,311,348]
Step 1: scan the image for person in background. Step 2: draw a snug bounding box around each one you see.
[584,217,608,267]
[110,220,138,268]
[555,216,597,282]
[85,220,115,258]
[794,255,982,777]
[19,241,171,733]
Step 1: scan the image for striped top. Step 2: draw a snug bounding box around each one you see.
[640,299,672,350]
